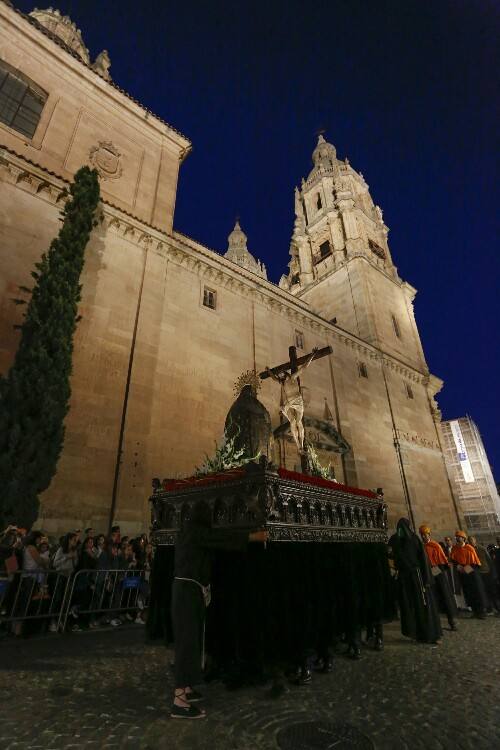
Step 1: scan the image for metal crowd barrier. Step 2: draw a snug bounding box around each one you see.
[0,570,71,631]
[60,568,148,631]
[0,568,149,634]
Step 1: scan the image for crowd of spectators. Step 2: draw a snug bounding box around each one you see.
[0,524,153,637]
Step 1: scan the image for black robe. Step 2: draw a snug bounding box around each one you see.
[432,567,458,625]
[171,510,249,688]
[389,519,442,643]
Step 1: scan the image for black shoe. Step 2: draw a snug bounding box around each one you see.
[171,703,206,719]
[313,656,333,673]
[321,657,334,673]
[312,657,324,672]
[292,666,312,685]
[347,645,361,660]
[449,622,458,631]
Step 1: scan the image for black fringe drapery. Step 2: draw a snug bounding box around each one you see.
[148,541,395,672]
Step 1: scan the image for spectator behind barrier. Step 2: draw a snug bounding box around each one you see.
[53,533,78,577]
[1,525,151,638]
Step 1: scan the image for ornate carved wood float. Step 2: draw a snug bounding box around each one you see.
[150,462,388,545]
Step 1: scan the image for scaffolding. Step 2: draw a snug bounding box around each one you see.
[441,416,500,543]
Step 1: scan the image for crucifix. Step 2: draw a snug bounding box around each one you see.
[260,344,333,470]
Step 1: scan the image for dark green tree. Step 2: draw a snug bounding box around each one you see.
[0,166,100,529]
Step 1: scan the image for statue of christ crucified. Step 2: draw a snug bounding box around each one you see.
[260,344,333,454]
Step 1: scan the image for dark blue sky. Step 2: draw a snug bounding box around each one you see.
[17,1,500,476]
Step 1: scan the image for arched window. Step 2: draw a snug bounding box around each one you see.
[358,362,368,378]
[0,59,47,139]
[319,241,331,259]
[316,193,322,210]
[404,382,414,400]
[203,287,217,310]
[391,314,401,339]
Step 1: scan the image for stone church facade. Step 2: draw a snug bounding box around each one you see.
[0,3,462,536]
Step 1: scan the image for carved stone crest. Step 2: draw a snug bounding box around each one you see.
[283,416,351,454]
[89,141,122,180]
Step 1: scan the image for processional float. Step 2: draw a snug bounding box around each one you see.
[148,344,393,673]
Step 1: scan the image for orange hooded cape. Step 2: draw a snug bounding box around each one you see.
[424,540,448,567]
[450,544,481,567]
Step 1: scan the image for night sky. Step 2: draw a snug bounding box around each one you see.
[16,0,500,476]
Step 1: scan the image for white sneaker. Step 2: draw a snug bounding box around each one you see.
[49,621,58,633]
[135,615,145,624]
[110,619,121,627]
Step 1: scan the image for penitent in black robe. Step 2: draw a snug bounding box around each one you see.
[389,519,442,643]
[171,504,249,688]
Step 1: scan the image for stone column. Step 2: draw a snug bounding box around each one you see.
[297,237,314,285]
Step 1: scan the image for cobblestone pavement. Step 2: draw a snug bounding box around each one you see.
[0,617,499,750]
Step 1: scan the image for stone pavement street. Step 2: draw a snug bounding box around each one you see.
[0,618,499,750]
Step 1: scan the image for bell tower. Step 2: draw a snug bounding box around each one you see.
[280,136,427,373]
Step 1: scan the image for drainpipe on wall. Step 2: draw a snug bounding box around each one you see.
[380,360,416,530]
[108,238,150,533]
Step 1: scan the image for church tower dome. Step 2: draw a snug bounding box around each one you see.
[224,220,267,279]
[29,7,90,64]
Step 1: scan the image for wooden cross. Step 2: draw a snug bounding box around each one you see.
[259,345,332,383]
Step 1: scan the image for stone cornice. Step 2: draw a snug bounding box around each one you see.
[0,145,70,204]
[0,146,437,388]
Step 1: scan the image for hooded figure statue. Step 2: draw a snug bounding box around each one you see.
[225,384,273,462]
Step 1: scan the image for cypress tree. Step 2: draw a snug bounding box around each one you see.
[0,166,100,529]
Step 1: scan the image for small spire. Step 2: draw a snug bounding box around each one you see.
[224,220,267,280]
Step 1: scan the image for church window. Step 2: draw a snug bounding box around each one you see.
[358,362,368,378]
[0,60,47,139]
[313,240,332,265]
[291,273,300,286]
[295,330,304,350]
[316,194,322,210]
[203,287,217,310]
[369,239,386,260]
[404,382,414,399]
[391,314,401,339]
